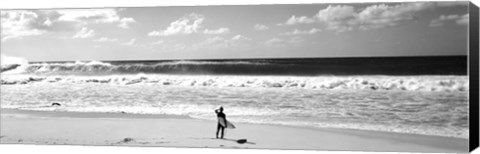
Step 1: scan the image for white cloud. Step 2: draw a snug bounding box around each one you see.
[315,5,356,23]
[55,9,136,29]
[231,35,250,41]
[280,28,321,35]
[94,37,118,42]
[429,13,469,27]
[456,14,469,25]
[118,17,135,29]
[205,36,225,44]
[148,13,205,36]
[56,9,131,24]
[355,3,433,30]
[203,27,230,34]
[121,38,136,46]
[148,13,231,36]
[254,24,269,31]
[1,11,47,42]
[265,37,284,46]
[289,37,305,44]
[279,2,442,32]
[71,27,95,39]
[283,15,315,25]
[1,9,135,42]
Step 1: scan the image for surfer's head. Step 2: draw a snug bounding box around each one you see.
[219,107,224,112]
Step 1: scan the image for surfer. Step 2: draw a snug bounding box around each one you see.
[215,106,227,139]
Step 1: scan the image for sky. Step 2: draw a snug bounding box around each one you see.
[0,1,470,62]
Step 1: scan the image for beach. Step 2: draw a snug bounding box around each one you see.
[0,109,468,153]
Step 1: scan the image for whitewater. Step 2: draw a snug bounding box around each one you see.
[0,59,470,139]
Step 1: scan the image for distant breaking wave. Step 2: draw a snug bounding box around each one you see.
[2,60,276,75]
[0,56,468,76]
[1,74,468,92]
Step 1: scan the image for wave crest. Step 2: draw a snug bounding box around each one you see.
[1,74,468,92]
[3,60,272,75]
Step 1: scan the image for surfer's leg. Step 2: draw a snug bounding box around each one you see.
[216,124,221,138]
[220,127,225,139]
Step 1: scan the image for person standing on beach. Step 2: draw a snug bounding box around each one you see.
[215,106,227,139]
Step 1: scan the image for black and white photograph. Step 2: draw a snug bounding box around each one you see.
[0,1,476,153]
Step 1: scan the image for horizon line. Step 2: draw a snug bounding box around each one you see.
[28,55,468,63]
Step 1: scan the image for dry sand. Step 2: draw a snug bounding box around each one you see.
[0,109,468,153]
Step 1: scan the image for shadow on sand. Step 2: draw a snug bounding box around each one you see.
[220,138,256,145]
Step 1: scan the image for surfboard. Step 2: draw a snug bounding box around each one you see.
[218,117,235,129]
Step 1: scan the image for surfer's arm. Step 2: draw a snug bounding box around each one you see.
[214,109,219,114]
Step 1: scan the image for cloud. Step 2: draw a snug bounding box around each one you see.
[355,3,434,30]
[254,24,269,30]
[121,38,136,46]
[1,9,135,42]
[94,37,118,42]
[231,35,250,41]
[148,13,205,36]
[280,28,321,35]
[279,2,443,32]
[316,5,356,22]
[45,9,136,30]
[1,11,47,41]
[429,13,469,27]
[456,14,469,25]
[118,17,136,29]
[148,13,231,36]
[204,36,225,44]
[55,9,135,27]
[289,37,305,44]
[71,27,95,39]
[56,9,136,28]
[283,15,315,25]
[264,37,284,46]
[203,27,230,34]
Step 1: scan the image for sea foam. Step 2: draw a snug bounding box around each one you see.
[1,74,468,92]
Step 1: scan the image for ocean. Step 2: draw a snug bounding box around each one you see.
[0,56,469,138]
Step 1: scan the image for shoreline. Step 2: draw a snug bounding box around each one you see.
[0,108,469,153]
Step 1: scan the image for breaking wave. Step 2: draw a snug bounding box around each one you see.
[2,60,274,75]
[1,74,468,92]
